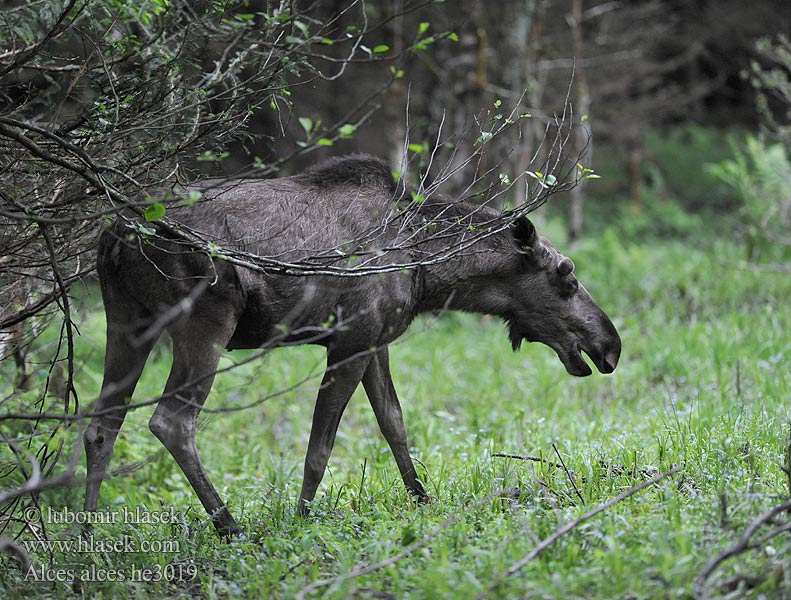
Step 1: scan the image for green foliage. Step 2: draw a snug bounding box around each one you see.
[706,136,791,260]
[338,124,357,138]
[584,125,790,245]
[297,117,356,147]
[0,1,67,46]
[178,190,202,207]
[525,170,557,188]
[642,125,737,211]
[3,212,791,598]
[196,150,231,162]
[298,116,314,136]
[143,201,166,222]
[615,194,705,241]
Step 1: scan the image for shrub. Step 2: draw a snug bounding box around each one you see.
[706,136,791,261]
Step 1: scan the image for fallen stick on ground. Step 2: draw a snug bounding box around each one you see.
[694,497,791,599]
[483,463,682,596]
[295,465,682,599]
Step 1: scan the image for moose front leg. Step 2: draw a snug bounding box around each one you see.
[362,346,428,502]
[148,321,241,538]
[298,351,372,516]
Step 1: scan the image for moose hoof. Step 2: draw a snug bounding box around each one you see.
[80,521,95,537]
[297,499,311,518]
[219,524,245,541]
[410,489,431,506]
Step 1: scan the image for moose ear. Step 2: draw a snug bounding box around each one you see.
[511,216,537,249]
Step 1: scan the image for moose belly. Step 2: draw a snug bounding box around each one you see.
[225,273,415,350]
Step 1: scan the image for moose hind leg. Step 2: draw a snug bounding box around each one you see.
[362,347,427,501]
[85,297,157,512]
[148,321,240,537]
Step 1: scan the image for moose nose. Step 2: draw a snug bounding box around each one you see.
[602,347,620,373]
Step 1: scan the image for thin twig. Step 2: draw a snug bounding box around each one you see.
[552,443,584,506]
[492,452,565,470]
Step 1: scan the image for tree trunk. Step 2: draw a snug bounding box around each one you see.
[512,0,543,209]
[626,125,643,209]
[568,0,590,244]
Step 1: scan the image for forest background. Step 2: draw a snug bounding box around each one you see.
[1,0,791,598]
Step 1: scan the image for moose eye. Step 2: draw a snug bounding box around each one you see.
[564,278,579,296]
[557,257,574,276]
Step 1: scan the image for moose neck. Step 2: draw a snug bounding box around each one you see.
[404,199,516,319]
[415,258,513,319]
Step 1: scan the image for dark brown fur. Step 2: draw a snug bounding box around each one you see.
[84,155,620,536]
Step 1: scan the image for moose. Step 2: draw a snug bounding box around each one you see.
[84,155,621,536]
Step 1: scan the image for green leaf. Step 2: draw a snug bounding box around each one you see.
[137,224,156,236]
[179,191,202,206]
[413,36,436,50]
[401,525,418,546]
[526,171,548,188]
[373,44,390,54]
[317,138,333,146]
[197,150,229,162]
[493,99,501,108]
[144,202,166,222]
[298,116,313,135]
[475,131,493,146]
[338,124,357,138]
[207,242,224,257]
[418,22,430,36]
[447,32,459,42]
[293,20,310,37]
[577,163,601,180]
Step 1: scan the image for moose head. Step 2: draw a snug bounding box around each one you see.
[503,216,621,376]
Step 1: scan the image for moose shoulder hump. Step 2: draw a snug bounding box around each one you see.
[299,154,397,192]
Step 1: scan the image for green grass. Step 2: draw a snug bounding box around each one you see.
[2,214,791,599]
